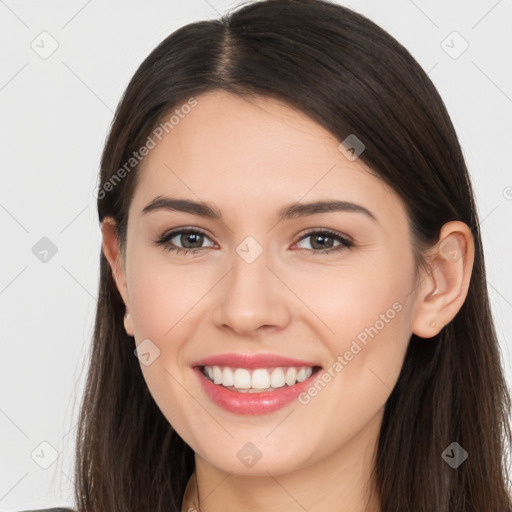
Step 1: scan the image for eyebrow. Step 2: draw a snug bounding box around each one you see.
[140,195,377,222]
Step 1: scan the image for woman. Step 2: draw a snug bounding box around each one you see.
[26,0,512,510]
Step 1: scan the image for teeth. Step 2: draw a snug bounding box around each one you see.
[270,368,286,388]
[251,368,271,389]
[297,368,308,382]
[202,365,315,390]
[233,368,251,389]
[213,366,223,385]
[222,367,234,387]
[285,367,297,386]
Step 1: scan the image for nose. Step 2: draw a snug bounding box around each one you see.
[213,249,292,337]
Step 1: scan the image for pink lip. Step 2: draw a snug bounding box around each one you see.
[192,365,322,415]
[191,352,321,369]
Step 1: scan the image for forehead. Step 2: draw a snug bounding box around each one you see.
[129,90,403,223]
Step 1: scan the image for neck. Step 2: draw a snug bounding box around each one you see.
[182,409,382,512]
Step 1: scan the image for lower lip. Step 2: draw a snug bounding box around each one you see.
[193,366,322,415]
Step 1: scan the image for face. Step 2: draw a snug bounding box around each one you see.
[105,90,425,476]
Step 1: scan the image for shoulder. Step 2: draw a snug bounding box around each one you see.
[18,508,75,512]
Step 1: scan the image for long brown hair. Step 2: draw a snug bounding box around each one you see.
[74,1,512,510]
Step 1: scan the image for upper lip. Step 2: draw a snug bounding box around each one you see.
[192,353,322,369]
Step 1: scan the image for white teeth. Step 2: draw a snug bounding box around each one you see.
[202,365,316,390]
[251,368,271,389]
[297,368,308,382]
[213,366,223,385]
[285,367,297,386]
[270,368,286,388]
[233,368,252,389]
[222,367,234,387]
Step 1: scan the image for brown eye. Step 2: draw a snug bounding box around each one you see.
[295,230,353,255]
[155,228,215,254]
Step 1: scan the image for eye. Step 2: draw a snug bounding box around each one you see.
[294,229,353,255]
[154,228,216,255]
[154,227,354,256]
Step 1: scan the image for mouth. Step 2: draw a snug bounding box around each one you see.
[196,364,323,393]
[190,352,324,414]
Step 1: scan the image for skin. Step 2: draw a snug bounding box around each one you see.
[101,90,474,512]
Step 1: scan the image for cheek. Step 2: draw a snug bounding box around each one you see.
[129,276,175,342]
[293,250,415,394]
[292,250,414,341]
[289,273,413,460]
[126,246,203,341]
[125,258,202,437]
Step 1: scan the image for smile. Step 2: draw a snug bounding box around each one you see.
[193,364,323,415]
[201,365,320,392]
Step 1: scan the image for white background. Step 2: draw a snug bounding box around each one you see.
[1,0,511,510]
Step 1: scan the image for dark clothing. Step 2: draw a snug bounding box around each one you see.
[19,509,75,512]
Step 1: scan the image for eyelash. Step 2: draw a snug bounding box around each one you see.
[154,227,354,256]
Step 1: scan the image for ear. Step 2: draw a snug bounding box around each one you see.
[411,221,475,339]
[101,217,134,336]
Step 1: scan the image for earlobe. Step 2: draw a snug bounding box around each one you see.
[412,221,474,339]
[124,310,134,337]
